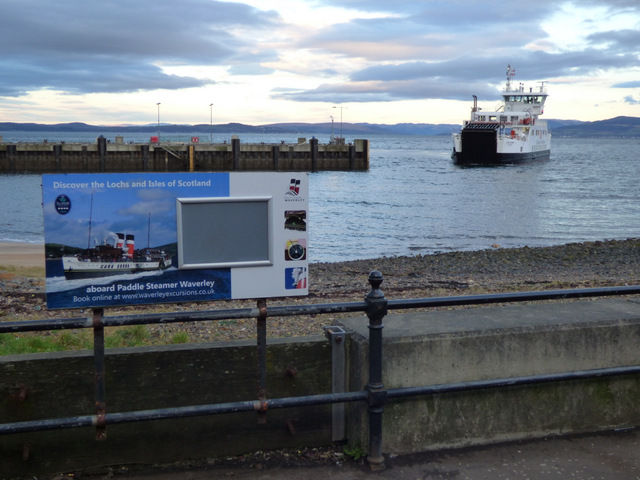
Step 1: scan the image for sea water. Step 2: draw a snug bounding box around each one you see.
[1,133,639,263]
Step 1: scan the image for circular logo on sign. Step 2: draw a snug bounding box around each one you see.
[54,195,71,215]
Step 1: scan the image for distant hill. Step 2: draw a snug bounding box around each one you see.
[550,116,640,138]
[1,117,638,137]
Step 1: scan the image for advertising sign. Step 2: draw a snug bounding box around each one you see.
[42,172,308,309]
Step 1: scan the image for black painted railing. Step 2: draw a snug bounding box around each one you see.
[2,272,640,471]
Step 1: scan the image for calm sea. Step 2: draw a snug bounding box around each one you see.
[1,131,639,263]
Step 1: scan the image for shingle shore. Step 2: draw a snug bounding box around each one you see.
[1,239,639,343]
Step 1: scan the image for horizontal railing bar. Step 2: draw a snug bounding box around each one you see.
[0,391,369,435]
[386,365,640,400]
[4,363,639,436]
[2,286,639,334]
[0,302,367,333]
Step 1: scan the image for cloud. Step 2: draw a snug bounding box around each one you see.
[278,1,640,104]
[614,81,640,88]
[1,0,639,123]
[0,0,282,96]
[587,29,640,51]
[278,48,640,104]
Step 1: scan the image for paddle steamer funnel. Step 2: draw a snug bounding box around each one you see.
[125,234,135,258]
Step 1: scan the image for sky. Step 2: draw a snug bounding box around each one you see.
[42,173,229,248]
[1,0,639,126]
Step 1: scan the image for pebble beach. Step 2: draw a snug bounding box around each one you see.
[1,239,639,343]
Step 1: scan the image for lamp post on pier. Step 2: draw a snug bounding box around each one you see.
[332,106,346,141]
[209,103,214,144]
[330,115,335,144]
[156,102,161,142]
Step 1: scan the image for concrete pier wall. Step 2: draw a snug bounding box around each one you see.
[0,137,369,173]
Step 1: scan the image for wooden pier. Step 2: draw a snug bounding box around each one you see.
[0,137,369,174]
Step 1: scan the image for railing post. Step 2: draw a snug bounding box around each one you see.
[92,308,107,440]
[365,270,388,470]
[256,298,268,424]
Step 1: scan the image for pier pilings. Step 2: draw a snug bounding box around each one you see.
[0,138,369,173]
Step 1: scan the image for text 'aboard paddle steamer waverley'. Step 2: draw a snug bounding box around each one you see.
[452,65,551,166]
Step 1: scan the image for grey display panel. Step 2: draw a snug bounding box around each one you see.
[176,196,272,269]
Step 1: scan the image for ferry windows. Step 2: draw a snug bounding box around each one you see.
[510,116,519,122]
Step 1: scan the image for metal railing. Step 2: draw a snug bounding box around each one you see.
[2,272,640,471]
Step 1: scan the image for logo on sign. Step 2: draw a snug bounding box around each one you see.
[54,195,71,215]
[285,178,305,202]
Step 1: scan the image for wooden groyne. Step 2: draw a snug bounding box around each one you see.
[0,136,369,173]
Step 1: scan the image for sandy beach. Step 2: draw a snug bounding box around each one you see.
[0,242,44,268]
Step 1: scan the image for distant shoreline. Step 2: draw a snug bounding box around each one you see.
[2,116,639,137]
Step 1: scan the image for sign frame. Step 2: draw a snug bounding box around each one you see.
[42,172,308,309]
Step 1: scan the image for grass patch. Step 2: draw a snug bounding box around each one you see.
[106,324,150,348]
[170,332,190,344]
[0,325,156,355]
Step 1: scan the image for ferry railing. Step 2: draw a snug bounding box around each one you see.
[2,273,640,471]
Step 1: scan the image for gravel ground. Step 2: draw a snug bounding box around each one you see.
[1,239,639,343]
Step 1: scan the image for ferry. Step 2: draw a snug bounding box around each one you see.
[62,232,171,279]
[451,65,551,166]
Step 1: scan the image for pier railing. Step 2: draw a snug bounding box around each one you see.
[1,274,640,472]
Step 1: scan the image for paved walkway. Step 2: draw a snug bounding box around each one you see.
[91,428,640,480]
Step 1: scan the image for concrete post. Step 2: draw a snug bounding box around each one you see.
[272,145,280,170]
[232,137,240,170]
[310,138,318,172]
[7,144,17,173]
[349,145,355,171]
[97,136,107,172]
[141,144,149,172]
[53,144,62,172]
[82,145,88,171]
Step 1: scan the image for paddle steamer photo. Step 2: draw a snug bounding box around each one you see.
[62,232,172,279]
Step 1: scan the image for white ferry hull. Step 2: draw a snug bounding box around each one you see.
[452,127,551,166]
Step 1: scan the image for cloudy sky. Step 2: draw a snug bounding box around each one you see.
[1,0,639,126]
